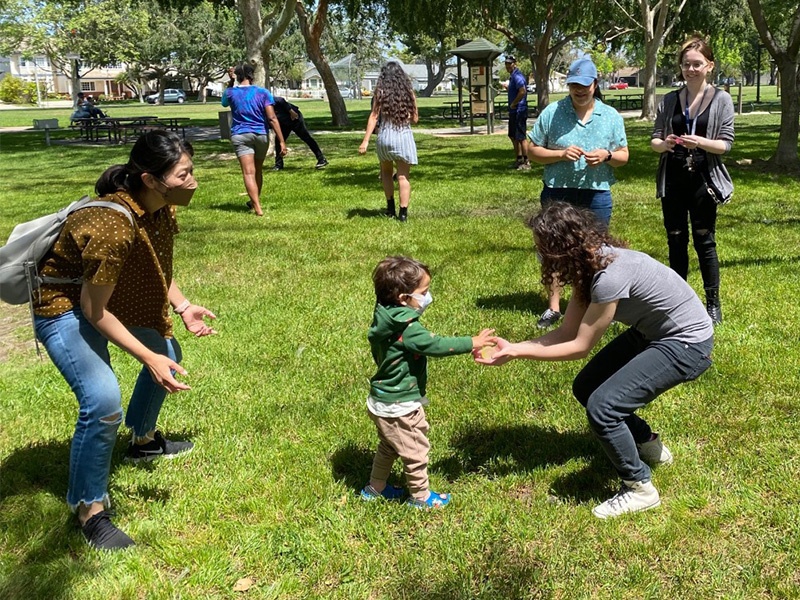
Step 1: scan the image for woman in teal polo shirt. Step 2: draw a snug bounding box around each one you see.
[527,57,628,329]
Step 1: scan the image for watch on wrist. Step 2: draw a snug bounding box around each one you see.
[604,151,613,162]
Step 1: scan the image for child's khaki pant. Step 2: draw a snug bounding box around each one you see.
[368,407,430,501]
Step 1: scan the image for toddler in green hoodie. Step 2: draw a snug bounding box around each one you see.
[362,256,494,509]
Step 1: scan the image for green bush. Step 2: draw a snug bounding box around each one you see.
[0,75,25,103]
[0,75,45,104]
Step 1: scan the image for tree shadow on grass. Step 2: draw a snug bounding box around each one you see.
[439,423,618,504]
[0,430,191,596]
[0,438,91,598]
[433,424,599,481]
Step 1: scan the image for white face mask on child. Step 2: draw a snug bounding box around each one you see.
[408,291,433,314]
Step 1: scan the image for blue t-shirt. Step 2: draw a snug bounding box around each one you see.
[507,67,527,113]
[222,86,274,135]
[528,98,627,190]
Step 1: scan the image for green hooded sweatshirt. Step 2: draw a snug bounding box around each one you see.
[368,303,473,403]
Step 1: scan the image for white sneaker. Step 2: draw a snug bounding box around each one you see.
[592,480,661,519]
[637,433,674,466]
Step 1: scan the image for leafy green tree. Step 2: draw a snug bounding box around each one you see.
[0,0,149,107]
[172,1,244,102]
[269,21,308,89]
[610,0,689,119]
[384,0,481,98]
[483,0,622,108]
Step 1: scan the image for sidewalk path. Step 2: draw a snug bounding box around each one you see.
[0,110,644,142]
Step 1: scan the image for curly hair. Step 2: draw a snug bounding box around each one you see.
[373,256,430,307]
[526,202,627,306]
[374,62,416,127]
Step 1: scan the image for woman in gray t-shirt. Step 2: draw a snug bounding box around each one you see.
[476,202,713,519]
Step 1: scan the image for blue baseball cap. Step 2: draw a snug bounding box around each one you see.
[565,58,598,86]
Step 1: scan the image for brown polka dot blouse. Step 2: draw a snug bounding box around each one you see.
[34,191,179,337]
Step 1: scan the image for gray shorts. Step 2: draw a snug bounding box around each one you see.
[231,132,269,160]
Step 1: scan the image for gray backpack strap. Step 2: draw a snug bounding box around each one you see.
[39,200,136,286]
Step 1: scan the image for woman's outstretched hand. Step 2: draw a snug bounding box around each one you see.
[473,336,515,366]
[181,304,218,337]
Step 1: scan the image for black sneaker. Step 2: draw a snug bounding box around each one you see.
[315,158,328,170]
[81,511,135,551]
[126,431,193,463]
[272,165,283,171]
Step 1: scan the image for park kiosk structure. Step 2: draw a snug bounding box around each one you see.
[449,38,503,134]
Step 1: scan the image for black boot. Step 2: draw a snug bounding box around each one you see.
[398,206,408,222]
[384,197,396,218]
[705,288,722,325]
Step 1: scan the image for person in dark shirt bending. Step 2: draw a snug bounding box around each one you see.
[272,96,328,171]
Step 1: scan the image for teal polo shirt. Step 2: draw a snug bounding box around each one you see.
[528,98,627,190]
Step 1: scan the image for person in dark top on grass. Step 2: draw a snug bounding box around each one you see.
[271,96,328,171]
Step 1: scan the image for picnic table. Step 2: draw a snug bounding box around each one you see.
[441,99,537,121]
[604,93,644,111]
[69,116,190,143]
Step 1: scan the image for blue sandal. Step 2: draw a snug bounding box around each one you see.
[360,484,405,501]
[406,490,450,509]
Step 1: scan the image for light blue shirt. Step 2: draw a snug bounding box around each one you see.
[528,98,627,190]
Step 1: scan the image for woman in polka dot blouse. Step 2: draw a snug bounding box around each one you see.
[33,131,217,550]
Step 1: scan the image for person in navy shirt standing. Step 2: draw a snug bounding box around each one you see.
[505,55,530,171]
[222,64,287,217]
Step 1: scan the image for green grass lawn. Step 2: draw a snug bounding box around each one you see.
[1,112,799,599]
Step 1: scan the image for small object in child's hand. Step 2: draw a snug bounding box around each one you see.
[674,137,684,145]
[480,346,497,360]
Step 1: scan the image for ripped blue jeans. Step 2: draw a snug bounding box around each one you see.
[34,309,181,511]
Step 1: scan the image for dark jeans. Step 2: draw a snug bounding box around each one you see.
[275,114,324,168]
[572,328,713,483]
[662,169,719,290]
[540,186,612,227]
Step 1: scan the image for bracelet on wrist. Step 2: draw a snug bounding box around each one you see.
[173,299,191,315]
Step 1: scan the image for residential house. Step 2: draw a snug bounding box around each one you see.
[0,52,131,99]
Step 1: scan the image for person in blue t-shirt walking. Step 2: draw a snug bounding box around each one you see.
[222,64,287,217]
[505,55,530,171]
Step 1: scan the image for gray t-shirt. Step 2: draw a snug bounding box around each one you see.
[591,247,713,343]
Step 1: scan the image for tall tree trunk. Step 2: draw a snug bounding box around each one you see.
[773,58,800,168]
[419,56,446,97]
[747,0,800,169]
[71,60,80,109]
[296,0,350,126]
[236,0,295,87]
[532,50,550,109]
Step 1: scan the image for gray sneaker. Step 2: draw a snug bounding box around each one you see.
[592,480,661,519]
[536,308,562,329]
[516,161,531,171]
[637,433,674,466]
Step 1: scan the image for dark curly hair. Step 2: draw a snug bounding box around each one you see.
[374,62,415,127]
[526,202,627,306]
[373,256,430,307]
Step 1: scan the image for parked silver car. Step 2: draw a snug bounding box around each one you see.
[146,88,187,104]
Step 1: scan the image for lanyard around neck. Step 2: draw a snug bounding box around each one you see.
[683,85,710,135]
